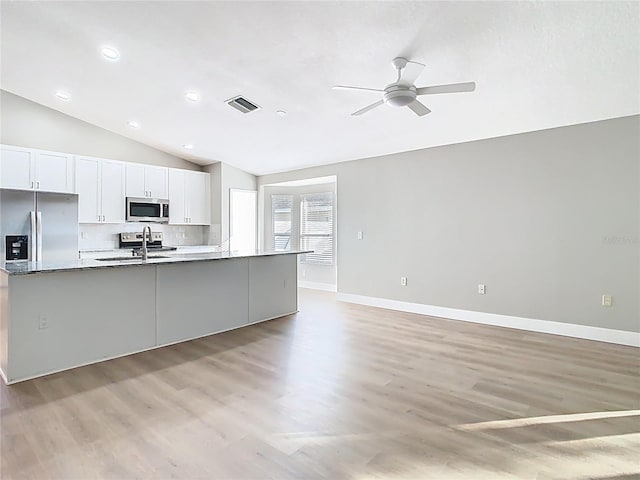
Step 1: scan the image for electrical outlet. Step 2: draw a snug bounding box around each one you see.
[400,277,407,286]
[478,284,486,295]
[602,295,612,307]
[38,316,49,330]
[357,231,363,240]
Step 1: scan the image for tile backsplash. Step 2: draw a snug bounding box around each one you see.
[79,223,221,251]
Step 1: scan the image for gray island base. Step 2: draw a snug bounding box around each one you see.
[0,251,307,384]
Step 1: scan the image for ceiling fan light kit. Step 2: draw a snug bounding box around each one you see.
[334,56,476,117]
[384,85,416,107]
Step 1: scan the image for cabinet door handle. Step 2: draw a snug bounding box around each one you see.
[97,215,101,222]
[36,181,40,189]
[102,215,105,222]
[31,181,34,189]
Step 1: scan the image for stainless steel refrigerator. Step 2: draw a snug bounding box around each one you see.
[0,189,79,262]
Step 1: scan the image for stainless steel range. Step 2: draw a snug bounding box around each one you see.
[119,232,177,253]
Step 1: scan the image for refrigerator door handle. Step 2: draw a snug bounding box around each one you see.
[36,211,43,262]
[30,211,37,261]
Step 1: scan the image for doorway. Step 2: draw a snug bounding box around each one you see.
[229,189,257,252]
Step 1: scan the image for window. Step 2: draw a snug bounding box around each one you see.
[272,194,293,251]
[299,192,333,265]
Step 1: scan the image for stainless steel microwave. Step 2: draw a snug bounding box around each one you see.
[126,197,169,223]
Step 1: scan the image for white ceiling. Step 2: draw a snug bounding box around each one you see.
[1,2,638,175]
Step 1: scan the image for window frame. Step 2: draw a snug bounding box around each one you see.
[271,194,293,252]
[299,192,334,266]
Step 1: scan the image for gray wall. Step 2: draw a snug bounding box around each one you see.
[259,116,640,333]
[263,183,337,286]
[203,162,258,247]
[203,162,222,245]
[0,90,199,170]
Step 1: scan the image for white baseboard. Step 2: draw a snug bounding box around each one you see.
[336,293,639,347]
[300,281,337,292]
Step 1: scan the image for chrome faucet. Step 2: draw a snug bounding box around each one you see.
[140,225,152,261]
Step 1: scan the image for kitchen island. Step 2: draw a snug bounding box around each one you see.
[0,250,307,384]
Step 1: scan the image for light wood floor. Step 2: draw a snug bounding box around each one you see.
[1,289,639,480]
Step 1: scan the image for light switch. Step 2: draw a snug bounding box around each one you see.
[602,295,612,307]
[357,231,363,240]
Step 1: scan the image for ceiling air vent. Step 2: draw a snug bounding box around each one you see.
[226,95,261,114]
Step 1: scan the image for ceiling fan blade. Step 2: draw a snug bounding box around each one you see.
[332,85,384,92]
[407,100,431,116]
[351,99,385,116]
[399,60,425,85]
[416,82,476,95]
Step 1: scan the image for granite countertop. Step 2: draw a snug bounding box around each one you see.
[0,250,311,275]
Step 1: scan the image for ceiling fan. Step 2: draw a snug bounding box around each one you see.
[333,57,476,117]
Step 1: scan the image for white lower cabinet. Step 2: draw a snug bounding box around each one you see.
[76,156,125,223]
[168,169,210,225]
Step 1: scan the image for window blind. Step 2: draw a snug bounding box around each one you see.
[272,194,293,251]
[299,192,334,265]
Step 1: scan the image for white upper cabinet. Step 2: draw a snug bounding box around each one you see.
[145,166,168,199]
[36,151,74,193]
[76,156,125,224]
[0,146,34,190]
[100,160,126,223]
[126,163,168,199]
[125,164,145,197]
[0,145,74,193]
[76,157,100,223]
[168,169,210,225]
[168,169,186,224]
[187,171,210,225]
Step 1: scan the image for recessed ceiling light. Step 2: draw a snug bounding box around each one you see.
[183,144,193,150]
[55,91,71,101]
[185,91,200,102]
[101,46,120,61]
[276,110,287,117]
[127,120,140,129]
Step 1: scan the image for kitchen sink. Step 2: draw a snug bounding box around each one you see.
[96,256,170,262]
